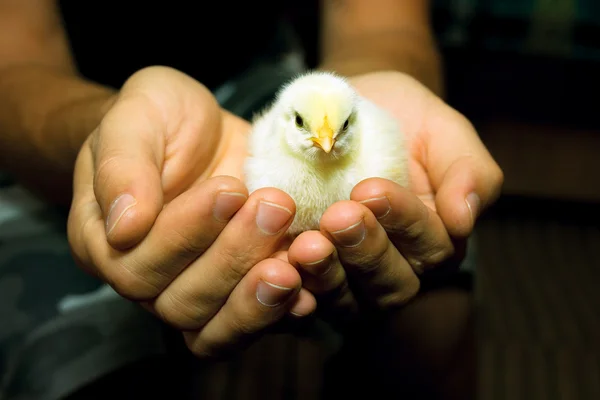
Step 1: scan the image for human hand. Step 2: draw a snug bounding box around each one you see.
[67,66,316,358]
[288,71,503,321]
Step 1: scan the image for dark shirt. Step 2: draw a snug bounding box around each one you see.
[57,1,301,91]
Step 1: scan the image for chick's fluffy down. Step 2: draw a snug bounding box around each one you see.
[244,71,409,236]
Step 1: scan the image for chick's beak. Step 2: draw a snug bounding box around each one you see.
[312,122,335,153]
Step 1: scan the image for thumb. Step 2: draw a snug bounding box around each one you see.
[424,102,504,239]
[91,94,165,250]
[434,156,503,239]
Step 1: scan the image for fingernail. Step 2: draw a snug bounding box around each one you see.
[290,312,307,317]
[465,192,481,224]
[256,280,295,307]
[330,219,366,248]
[256,201,292,235]
[300,254,333,276]
[106,194,137,235]
[289,296,317,317]
[359,196,391,219]
[213,192,247,222]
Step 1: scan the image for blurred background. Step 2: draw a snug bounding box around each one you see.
[431,2,600,399]
[433,1,600,399]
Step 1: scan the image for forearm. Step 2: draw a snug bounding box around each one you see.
[0,65,116,205]
[319,30,444,96]
[318,0,444,97]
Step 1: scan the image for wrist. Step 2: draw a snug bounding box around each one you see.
[45,89,118,157]
[0,65,116,205]
[318,30,445,97]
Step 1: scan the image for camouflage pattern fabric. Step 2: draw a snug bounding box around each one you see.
[0,174,171,400]
[432,0,600,61]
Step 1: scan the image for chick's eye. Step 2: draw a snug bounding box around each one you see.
[295,114,304,128]
[342,118,350,131]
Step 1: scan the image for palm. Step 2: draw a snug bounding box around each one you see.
[205,112,251,182]
[348,72,443,210]
[122,67,252,203]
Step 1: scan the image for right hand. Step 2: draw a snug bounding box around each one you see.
[67,66,316,358]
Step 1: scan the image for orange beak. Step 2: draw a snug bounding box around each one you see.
[311,119,335,153]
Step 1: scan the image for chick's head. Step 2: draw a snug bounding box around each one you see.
[275,72,359,162]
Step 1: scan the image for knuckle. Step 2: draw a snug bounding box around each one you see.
[388,208,430,242]
[414,245,455,272]
[93,153,122,190]
[185,336,218,359]
[214,246,254,287]
[225,314,256,337]
[169,226,211,256]
[189,344,214,359]
[184,334,240,361]
[221,295,269,339]
[348,243,390,276]
[105,260,163,300]
[79,215,98,258]
[156,289,210,331]
[377,276,421,308]
[67,213,91,268]
[407,257,426,274]
[402,220,426,241]
[428,246,455,266]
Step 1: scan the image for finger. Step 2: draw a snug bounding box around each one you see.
[152,188,296,330]
[91,94,166,249]
[269,250,319,318]
[68,143,103,274]
[434,156,503,239]
[289,288,318,317]
[82,175,248,301]
[287,231,358,317]
[182,258,303,358]
[320,201,421,309]
[351,178,456,274]
[423,100,504,238]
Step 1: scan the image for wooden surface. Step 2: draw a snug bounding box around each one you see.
[475,196,600,400]
[479,121,600,202]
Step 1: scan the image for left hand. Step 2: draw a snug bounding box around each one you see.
[287,71,503,321]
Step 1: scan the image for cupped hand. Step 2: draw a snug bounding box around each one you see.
[349,71,503,239]
[290,71,503,320]
[67,66,315,358]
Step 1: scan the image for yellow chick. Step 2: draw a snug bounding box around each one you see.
[244,71,409,237]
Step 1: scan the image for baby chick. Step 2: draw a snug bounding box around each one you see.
[244,71,409,237]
